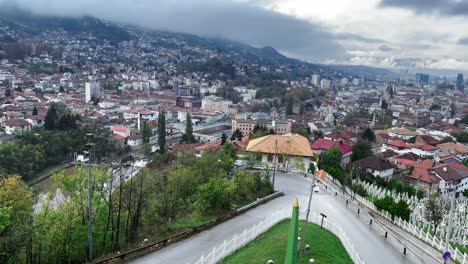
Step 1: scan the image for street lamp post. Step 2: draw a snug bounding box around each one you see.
[85,133,94,263]
[272,139,278,189]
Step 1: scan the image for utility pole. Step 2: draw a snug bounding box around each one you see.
[445,189,456,252]
[298,179,315,264]
[85,133,94,263]
[272,139,278,189]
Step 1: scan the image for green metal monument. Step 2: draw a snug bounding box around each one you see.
[284,199,299,264]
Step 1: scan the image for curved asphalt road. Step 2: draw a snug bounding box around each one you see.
[128,172,415,264]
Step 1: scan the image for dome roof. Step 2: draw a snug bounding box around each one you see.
[250,112,270,120]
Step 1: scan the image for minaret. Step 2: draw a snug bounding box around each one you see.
[137,113,141,130]
[284,199,299,264]
[372,112,376,128]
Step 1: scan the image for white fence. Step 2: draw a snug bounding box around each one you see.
[193,208,290,264]
[193,206,365,264]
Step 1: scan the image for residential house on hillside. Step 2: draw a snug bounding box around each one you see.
[195,139,223,157]
[385,139,411,153]
[3,119,31,135]
[311,138,353,168]
[436,142,468,161]
[404,160,440,195]
[385,128,419,140]
[429,166,468,197]
[353,155,396,180]
[246,133,313,172]
[415,135,440,146]
[308,121,334,134]
[324,130,358,145]
[410,144,437,157]
[113,125,130,139]
[26,115,45,128]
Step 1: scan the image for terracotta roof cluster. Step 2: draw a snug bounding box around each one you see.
[232,135,250,151]
[387,139,410,149]
[113,125,129,133]
[416,135,440,146]
[377,149,398,159]
[437,142,468,155]
[195,139,223,152]
[171,143,204,152]
[3,119,30,127]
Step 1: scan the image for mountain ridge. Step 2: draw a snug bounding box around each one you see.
[0,6,395,78]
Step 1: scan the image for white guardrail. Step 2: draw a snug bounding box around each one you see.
[192,203,365,264]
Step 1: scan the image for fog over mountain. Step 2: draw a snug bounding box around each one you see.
[0,0,350,62]
[2,0,468,75]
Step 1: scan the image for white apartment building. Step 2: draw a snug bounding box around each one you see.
[311,74,320,86]
[85,82,101,103]
[201,95,232,113]
[320,79,330,89]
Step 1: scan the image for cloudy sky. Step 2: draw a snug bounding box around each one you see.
[2,0,468,74]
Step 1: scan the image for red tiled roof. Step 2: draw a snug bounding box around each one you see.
[195,139,222,152]
[4,119,30,127]
[311,138,334,150]
[113,125,129,132]
[447,163,468,171]
[408,160,441,184]
[171,143,203,152]
[311,138,352,154]
[378,132,391,139]
[394,158,415,166]
[419,144,437,151]
[387,139,410,148]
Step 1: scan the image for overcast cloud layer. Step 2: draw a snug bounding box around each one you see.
[380,0,468,16]
[1,0,468,74]
[0,0,350,62]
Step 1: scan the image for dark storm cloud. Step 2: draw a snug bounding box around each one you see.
[0,0,350,61]
[379,0,468,16]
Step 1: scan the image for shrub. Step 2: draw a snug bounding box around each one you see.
[374,195,411,221]
[352,184,368,197]
[194,177,237,214]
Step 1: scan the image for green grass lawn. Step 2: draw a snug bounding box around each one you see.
[221,220,353,264]
[451,242,468,255]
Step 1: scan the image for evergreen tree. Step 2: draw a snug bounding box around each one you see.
[32,106,38,116]
[351,139,373,161]
[230,128,243,141]
[450,101,456,117]
[158,111,166,154]
[4,88,11,97]
[221,133,227,145]
[141,121,152,144]
[181,112,195,143]
[286,96,293,115]
[59,86,65,93]
[362,127,376,142]
[44,106,58,130]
